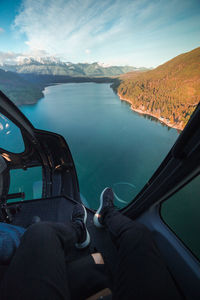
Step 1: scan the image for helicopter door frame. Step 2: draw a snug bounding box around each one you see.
[0,91,81,214]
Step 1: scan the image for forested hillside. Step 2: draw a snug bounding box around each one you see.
[113,47,200,130]
[0,69,43,105]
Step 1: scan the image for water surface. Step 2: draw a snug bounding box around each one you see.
[21,83,178,208]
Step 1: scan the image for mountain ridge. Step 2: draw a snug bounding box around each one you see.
[2,58,146,77]
[112,47,200,130]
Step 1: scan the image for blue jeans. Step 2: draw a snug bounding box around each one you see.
[0,223,25,264]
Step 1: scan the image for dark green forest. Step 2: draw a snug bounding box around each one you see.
[0,69,43,106]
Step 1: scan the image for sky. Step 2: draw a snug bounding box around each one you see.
[0,0,200,67]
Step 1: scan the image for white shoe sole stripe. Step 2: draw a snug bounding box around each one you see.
[93,187,109,228]
[75,204,90,249]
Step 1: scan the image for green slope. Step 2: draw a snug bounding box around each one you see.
[115,47,200,130]
[0,69,44,106]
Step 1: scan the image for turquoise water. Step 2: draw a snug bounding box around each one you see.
[20,83,179,209]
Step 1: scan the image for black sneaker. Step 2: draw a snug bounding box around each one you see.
[93,187,114,228]
[72,203,90,249]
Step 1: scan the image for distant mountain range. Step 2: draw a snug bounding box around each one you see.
[1,57,146,77]
[0,57,146,105]
[112,47,200,130]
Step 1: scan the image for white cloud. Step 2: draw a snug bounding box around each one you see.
[0,27,4,33]
[13,0,161,62]
[0,49,51,65]
[0,51,19,65]
[85,49,91,55]
[12,0,200,67]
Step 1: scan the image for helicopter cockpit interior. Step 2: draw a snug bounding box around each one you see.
[0,90,200,299]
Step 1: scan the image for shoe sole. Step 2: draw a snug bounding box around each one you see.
[93,187,109,228]
[75,205,91,249]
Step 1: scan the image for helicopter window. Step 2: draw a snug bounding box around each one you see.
[7,167,43,203]
[0,113,25,153]
[161,175,200,261]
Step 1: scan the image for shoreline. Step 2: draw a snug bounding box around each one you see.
[16,76,115,106]
[117,92,183,131]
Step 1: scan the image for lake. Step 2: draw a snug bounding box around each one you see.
[21,83,178,209]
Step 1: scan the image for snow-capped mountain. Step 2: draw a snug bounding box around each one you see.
[15,56,65,66]
[1,55,145,77]
[97,62,112,68]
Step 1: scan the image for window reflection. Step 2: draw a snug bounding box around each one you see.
[8,167,43,203]
[0,114,25,153]
[161,176,200,260]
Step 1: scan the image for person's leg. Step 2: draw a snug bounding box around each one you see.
[68,253,109,300]
[94,188,182,300]
[0,222,74,300]
[1,204,90,300]
[105,209,182,300]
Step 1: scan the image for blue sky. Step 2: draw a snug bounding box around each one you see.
[0,0,200,67]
